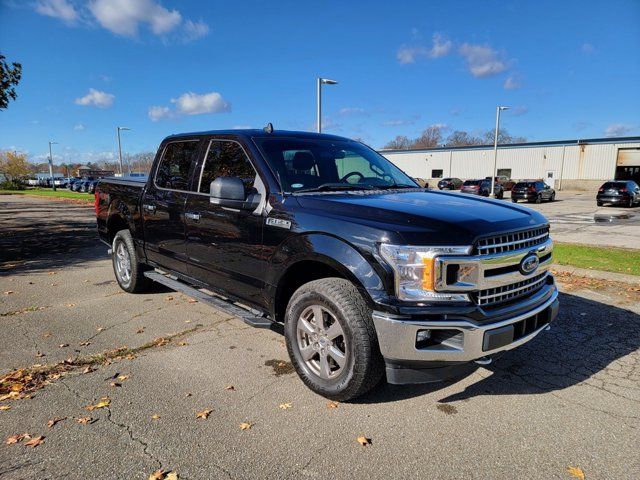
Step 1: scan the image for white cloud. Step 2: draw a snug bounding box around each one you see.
[397,33,452,64]
[504,75,521,90]
[581,43,595,54]
[382,119,416,127]
[182,19,209,43]
[74,88,115,108]
[604,124,634,137]
[339,107,366,116]
[171,92,230,115]
[512,106,529,116]
[458,43,507,78]
[35,0,78,22]
[89,0,181,36]
[74,123,86,130]
[148,105,171,121]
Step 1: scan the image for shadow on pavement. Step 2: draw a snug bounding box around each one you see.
[355,292,640,404]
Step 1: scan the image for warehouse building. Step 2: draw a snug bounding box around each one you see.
[381,136,640,191]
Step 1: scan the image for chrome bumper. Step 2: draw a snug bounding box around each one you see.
[372,287,559,363]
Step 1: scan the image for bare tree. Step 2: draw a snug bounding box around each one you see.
[481,129,527,145]
[383,135,412,150]
[412,125,444,149]
[445,130,483,147]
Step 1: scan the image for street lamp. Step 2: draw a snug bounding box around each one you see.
[490,106,509,198]
[48,141,58,191]
[317,77,338,133]
[117,126,131,176]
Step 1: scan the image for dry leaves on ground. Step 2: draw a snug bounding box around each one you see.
[151,414,161,420]
[279,403,292,410]
[567,466,585,480]
[79,341,91,347]
[5,433,30,445]
[117,375,130,381]
[58,344,69,348]
[224,385,235,391]
[149,470,179,480]
[47,417,66,428]
[196,409,213,419]
[24,435,45,447]
[76,417,93,425]
[327,401,339,409]
[0,405,11,411]
[109,382,121,388]
[153,337,169,347]
[85,397,110,411]
[356,436,371,447]
[240,422,253,430]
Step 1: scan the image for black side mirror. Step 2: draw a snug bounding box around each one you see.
[209,177,261,211]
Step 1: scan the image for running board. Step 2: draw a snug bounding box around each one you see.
[144,270,273,329]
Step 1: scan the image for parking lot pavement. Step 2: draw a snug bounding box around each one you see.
[1,194,640,479]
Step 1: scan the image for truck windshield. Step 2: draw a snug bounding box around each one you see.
[253,138,418,193]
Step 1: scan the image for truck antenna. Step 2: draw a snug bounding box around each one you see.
[263,122,274,134]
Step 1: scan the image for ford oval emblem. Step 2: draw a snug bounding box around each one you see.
[520,253,539,275]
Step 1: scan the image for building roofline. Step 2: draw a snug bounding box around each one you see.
[380,135,640,154]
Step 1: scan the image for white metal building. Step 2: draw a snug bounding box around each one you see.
[381,136,640,191]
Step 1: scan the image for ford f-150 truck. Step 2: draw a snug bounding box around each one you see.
[95,128,558,401]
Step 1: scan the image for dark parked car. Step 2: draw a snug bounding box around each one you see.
[596,180,640,207]
[461,179,504,198]
[437,177,463,190]
[86,180,100,194]
[485,176,516,191]
[96,128,557,400]
[511,181,555,203]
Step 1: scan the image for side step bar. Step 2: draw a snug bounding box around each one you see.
[144,270,273,329]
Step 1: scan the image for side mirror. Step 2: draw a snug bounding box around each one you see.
[210,177,260,211]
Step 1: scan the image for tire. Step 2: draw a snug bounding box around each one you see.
[497,191,504,199]
[512,198,518,203]
[535,194,542,204]
[550,192,555,202]
[111,230,150,293]
[597,201,603,207]
[284,278,384,401]
[628,198,634,208]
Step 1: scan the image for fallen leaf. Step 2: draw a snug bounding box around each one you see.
[5,433,30,445]
[82,366,93,374]
[151,414,161,420]
[187,298,197,304]
[567,466,585,480]
[43,332,53,338]
[47,417,66,428]
[65,303,75,308]
[0,405,11,411]
[177,341,188,346]
[356,435,371,447]
[48,271,56,275]
[109,382,121,388]
[136,328,145,334]
[185,392,192,397]
[58,343,69,348]
[166,473,178,480]
[164,296,174,301]
[279,403,292,410]
[4,290,14,295]
[76,417,92,425]
[117,374,130,381]
[327,401,339,409]
[224,385,235,391]
[196,409,213,419]
[85,397,110,411]
[79,341,91,347]
[148,470,164,480]
[24,435,44,447]
[35,352,45,358]
[184,320,192,323]
[153,337,169,347]
[97,326,105,332]
[240,422,253,430]
[49,373,62,380]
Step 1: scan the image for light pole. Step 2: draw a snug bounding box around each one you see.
[316,77,338,133]
[48,141,58,191]
[490,106,509,198]
[117,126,131,176]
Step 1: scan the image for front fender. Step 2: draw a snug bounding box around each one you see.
[267,233,389,306]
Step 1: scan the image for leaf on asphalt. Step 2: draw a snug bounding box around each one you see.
[49,373,62,380]
[24,435,44,447]
[567,466,585,480]
[3,290,14,295]
[148,470,179,480]
[65,304,75,308]
[224,385,235,391]
[35,352,45,358]
[279,403,292,410]
[82,366,93,374]
[151,414,161,420]
[117,375,130,381]
[136,328,145,334]
[0,405,11,411]
[97,326,105,332]
[85,397,110,411]
[196,409,212,419]
[187,298,198,304]
[185,392,192,397]
[76,417,93,425]
[79,341,91,347]
[58,343,69,348]
[356,435,371,447]
[109,382,121,388]
[47,417,66,428]
[5,433,30,445]
[48,271,56,275]
[177,341,188,346]
[239,422,253,430]
[43,332,53,338]
[164,296,174,301]
[327,401,339,409]
[153,337,169,347]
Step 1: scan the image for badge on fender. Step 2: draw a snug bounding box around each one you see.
[266,217,291,229]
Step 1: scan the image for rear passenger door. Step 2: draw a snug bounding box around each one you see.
[142,139,202,274]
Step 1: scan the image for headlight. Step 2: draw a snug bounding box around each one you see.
[379,244,472,302]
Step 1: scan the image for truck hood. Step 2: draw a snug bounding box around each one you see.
[294,189,549,245]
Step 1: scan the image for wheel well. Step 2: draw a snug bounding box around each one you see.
[274,261,345,323]
[106,215,129,243]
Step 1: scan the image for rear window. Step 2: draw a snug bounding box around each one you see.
[463,180,481,186]
[515,182,534,188]
[601,182,627,189]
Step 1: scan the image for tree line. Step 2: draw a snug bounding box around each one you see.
[383,125,527,150]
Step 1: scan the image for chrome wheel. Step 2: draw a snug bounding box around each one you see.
[114,241,132,285]
[296,305,347,380]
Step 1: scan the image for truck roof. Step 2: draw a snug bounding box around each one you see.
[165,129,352,142]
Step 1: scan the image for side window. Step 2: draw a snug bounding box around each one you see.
[431,169,443,178]
[199,140,256,194]
[155,141,199,191]
[497,168,512,179]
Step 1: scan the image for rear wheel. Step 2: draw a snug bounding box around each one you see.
[285,278,384,401]
[112,230,150,293]
[597,201,603,207]
[512,198,518,203]
[535,194,542,204]
[550,192,556,202]
[628,197,634,208]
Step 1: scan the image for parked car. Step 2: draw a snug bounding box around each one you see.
[86,180,100,194]
[596,180,640,207]
[96,128,558,401]
[437,177,463,190]
[67,178,80,190]
[461,179,504,198]
[511,181,555,203]
[485,176,516,191]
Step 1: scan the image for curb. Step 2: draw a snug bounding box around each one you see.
[551,264,639,285]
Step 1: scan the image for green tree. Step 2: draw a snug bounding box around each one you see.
[0,53,22,110]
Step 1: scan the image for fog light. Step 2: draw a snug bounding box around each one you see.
[416,329,431,342]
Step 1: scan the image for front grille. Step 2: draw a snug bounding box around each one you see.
[476,227,549,255]
[475,272,548,307]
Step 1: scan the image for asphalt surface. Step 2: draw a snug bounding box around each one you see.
[1,194,639,480]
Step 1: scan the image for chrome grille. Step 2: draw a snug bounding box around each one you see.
[475,272,548,307]
[476,227,549,255]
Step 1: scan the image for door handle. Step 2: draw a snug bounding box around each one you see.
[185,212,201,222]
[143,204,156,213]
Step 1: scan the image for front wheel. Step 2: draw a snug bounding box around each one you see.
[550,192,556,202]
[512,198,518,203]
[285,278,384,401]
[112,230,150,293]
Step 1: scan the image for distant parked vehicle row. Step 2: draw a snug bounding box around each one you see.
[597,180,640,208]
[511,181,556,203]
[436,175,515,191]
[461,179,504,198]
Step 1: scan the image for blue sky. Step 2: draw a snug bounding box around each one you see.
[1,0,639,164]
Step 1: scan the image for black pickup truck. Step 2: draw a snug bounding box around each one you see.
[96,128,558,400]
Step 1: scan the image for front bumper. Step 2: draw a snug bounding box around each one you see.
[372,287,559,381]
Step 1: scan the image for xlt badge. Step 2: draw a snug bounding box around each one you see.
[266,217,291,229]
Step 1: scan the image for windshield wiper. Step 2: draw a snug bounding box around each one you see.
[375,184,419,190]
[294,183,375,193]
